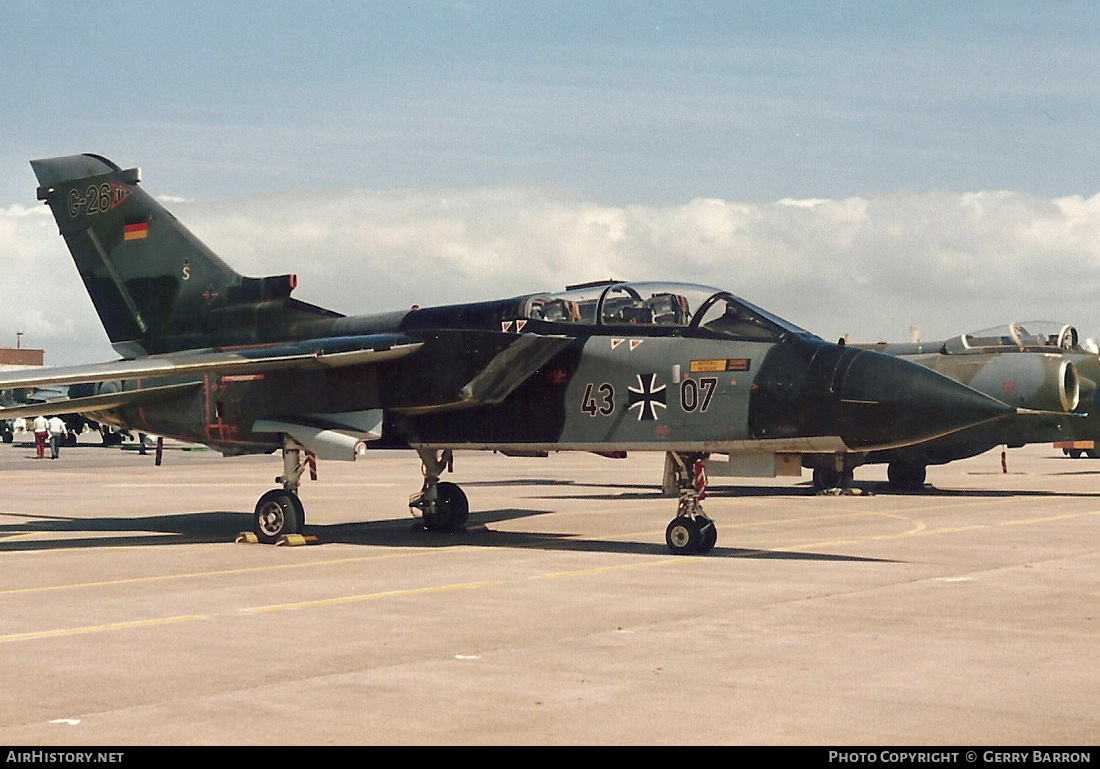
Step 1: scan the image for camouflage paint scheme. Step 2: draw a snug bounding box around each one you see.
[0,155,1014,553]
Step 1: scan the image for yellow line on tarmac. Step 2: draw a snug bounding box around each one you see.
[1003,512,1100,525]
[0,615,205,645]
[892,524,987,536]
[719,498,993,531]
[0,557,690,640]
[783,539,864,551]
[773,523,992,551]
[0,550,447,597]
[247,556,694,611]
[247,580,501,612]
[765,509,1100,552]
[535,559,680,579]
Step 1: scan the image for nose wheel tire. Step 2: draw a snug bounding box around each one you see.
[665,516,716,555]
[699,517,717,553]
[419,481,469,533]
[254,489,304,544]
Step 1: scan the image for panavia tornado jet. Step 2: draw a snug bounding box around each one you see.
[834,322,1099,490]
[0,154,1017,554]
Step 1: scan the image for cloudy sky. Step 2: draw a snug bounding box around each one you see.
[3,1,1100,365]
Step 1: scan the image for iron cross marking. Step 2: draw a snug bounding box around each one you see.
[627,373,667,421]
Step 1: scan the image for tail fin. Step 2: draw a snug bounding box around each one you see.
[31,154,340,357]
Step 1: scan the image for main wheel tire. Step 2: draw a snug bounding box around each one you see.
[887,462,927,491]
[288,493,305,532]
[422,481,469,533]
[812,466,837,490]
[665,517,702,555]
[813,466,853,490]
[254,490,302,544]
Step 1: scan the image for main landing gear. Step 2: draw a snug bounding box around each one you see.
[886,460,927,491]
[664,452,717,555]
[811,461,854,491]
[249,444,714,552]
[409,448,469,533]
[253,439,310,543]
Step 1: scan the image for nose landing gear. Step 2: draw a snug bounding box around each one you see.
[664,453,716,555]
[409,448,469,533]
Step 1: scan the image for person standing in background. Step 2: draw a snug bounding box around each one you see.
[47,415,66,459]
[32,415,47,459]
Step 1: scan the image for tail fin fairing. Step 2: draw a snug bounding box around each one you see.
[31,154,341,358]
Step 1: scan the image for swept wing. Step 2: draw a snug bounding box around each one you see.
[0,333,422,392]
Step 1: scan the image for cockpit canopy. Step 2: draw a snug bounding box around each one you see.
[522,281,811,341]
[944,321,1089,354]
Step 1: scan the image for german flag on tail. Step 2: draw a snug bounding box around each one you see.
[123,220,148,241]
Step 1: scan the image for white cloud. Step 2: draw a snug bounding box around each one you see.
[3,187,1100,365]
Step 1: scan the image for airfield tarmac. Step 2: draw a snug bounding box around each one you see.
[0,436,1096,746]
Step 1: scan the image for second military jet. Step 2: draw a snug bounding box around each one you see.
[832,322,1094,490]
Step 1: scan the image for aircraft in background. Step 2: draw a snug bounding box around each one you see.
[0,154,1017,553]
[0,385,86,444]
[816,321,1097,490]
